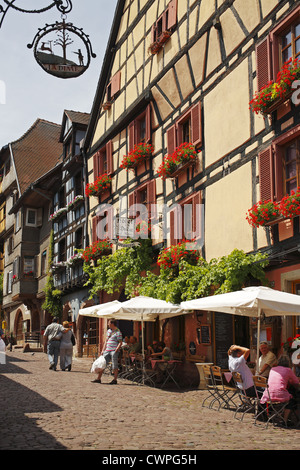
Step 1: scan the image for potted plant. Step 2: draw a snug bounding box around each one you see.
[249,57,300,115]
[279,188,300,218]
[120,143,154,170]
[85,174,112,197]
[67,195,84,210]
[49,207,68,222]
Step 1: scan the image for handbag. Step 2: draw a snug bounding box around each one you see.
[71,333,76,346]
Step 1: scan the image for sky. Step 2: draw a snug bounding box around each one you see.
[0,0,118,147]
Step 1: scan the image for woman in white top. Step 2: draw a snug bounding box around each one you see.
[228,344,255,397]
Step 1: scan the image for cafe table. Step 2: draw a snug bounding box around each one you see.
[150,359,182,389]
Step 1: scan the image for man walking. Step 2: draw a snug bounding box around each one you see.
[92,319,122,384]
[43,317,68,371]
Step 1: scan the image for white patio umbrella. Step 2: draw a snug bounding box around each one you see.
[79,296,184,384]
[181,286,300,371]
[78,300,120,318]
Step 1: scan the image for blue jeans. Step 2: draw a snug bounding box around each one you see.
[47,340,60,369]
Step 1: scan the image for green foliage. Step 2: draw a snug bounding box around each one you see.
[42,230,63,318]
[84,238,153,299]
[137,249,270,304]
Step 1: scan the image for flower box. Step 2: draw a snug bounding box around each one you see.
[102,101,112,111]
[249,58,300,115]
[157,241,199,270]
[50,262,66,273]
[66,253,83,267]
[149,31,171,54]
[85,174,112,197]
[120,143,154,171]
[158,143,198,179]
[49,207,68,222]
[67,195,84,210]
[82,240,112,263]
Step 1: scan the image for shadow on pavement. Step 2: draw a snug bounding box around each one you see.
[0,370,67,449]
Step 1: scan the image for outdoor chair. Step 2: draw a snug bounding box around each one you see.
[202,364,221,410]
[232,371,258,421]
[210,366,238,411]
[252,375,290,428]
[132,354,158,387]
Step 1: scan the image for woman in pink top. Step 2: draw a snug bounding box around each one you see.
[261,355,300,423]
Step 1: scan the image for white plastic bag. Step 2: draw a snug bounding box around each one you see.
[0,338,5,352]
[91,355,106,373]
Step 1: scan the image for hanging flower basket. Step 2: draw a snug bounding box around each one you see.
[49,207,68,222]
[158,143,197,179]
[157,241,199,270]
[120,143,154,170]
[246,200,281,228]
[67,195,84,210]
[85,174,112,197]
[249,58,300,115]
[82,240,112,263]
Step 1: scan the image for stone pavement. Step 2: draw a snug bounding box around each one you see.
[0,350,299,452]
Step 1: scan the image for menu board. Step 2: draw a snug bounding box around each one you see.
[214,312,233,369]
[197,325,211,345]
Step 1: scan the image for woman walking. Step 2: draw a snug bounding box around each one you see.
[60,321,74,371]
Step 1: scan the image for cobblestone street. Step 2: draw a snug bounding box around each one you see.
[0,350,299,452]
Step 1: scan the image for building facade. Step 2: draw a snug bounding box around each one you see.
[81,0,300,368]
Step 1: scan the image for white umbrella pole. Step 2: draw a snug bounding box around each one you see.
[256,309,261,373]
[142,314,145,386]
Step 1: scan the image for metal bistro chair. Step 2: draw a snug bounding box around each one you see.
[232,371,258,421]
[210,366,238,411]
[202,365,221,409]
[253,375,290,428]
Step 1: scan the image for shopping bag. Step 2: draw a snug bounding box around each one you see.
[91,355,106,373]
[0,338,5,352]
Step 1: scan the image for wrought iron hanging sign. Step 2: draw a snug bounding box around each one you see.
[0,1,96,79]
[27,16,96,79]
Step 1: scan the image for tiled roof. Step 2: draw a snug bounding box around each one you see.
[64,110,90,126]
[11,119,62,195]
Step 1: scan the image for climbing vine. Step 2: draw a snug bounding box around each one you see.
[42,230,63,318]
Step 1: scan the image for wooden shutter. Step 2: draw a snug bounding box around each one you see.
[259,147,274,201]
[167,125,177,155]
[191,102,202,148]
[129,121,135,151]
[93,151,100,179]
[106,140,113,175]
[167,0,178,30]
[273,144,284,202]
[111,71,121,98]
[128,191,136,218]
[92,216,99,243]
[256,36,272,92]
[146,104,151,143]
[147,179,156,219]
[170,205,182,245]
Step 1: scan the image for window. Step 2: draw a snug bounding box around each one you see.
[23,256,35,276]
[284,139,299,194]
[93,140,113,179]
[167,102,202,154]
[7,271,12,294]
[128,105,151,151]
[74,171,83,196]
[75,227,83,250]
[170,192,202,245]
[41,250,47,276]
[128,180,156,220]
[151,0,177,45]
[58,238,67,262]
[257,5,300,91]
[7,236,13,254]
[26,208,37,227]
[105,71,121,104]
[15,210,21,232]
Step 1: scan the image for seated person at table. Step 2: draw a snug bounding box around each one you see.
[128,336,142,354]
[150,342,173,361]
[257,342,277,378]
[228,344,256,397]
[260,355,300,424]
[121,336,130,349]
[147,340,162,354]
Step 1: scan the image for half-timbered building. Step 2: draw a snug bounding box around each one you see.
[82,0,300,369]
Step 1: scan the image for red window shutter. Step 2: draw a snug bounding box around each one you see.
[256,36,272,92]
[92,217,98,243]
[167,125,177,155]
[128,191,136,218]
[93,151,100,179]
[170,205,182,245]
[167,0,177,30]
[111,71,121,98]
[191,102,202,148]
[145,104,151,143]
[147,179,156,218]
[259,147,274,201]
[129,121,135,151]
[106,140,113,175]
